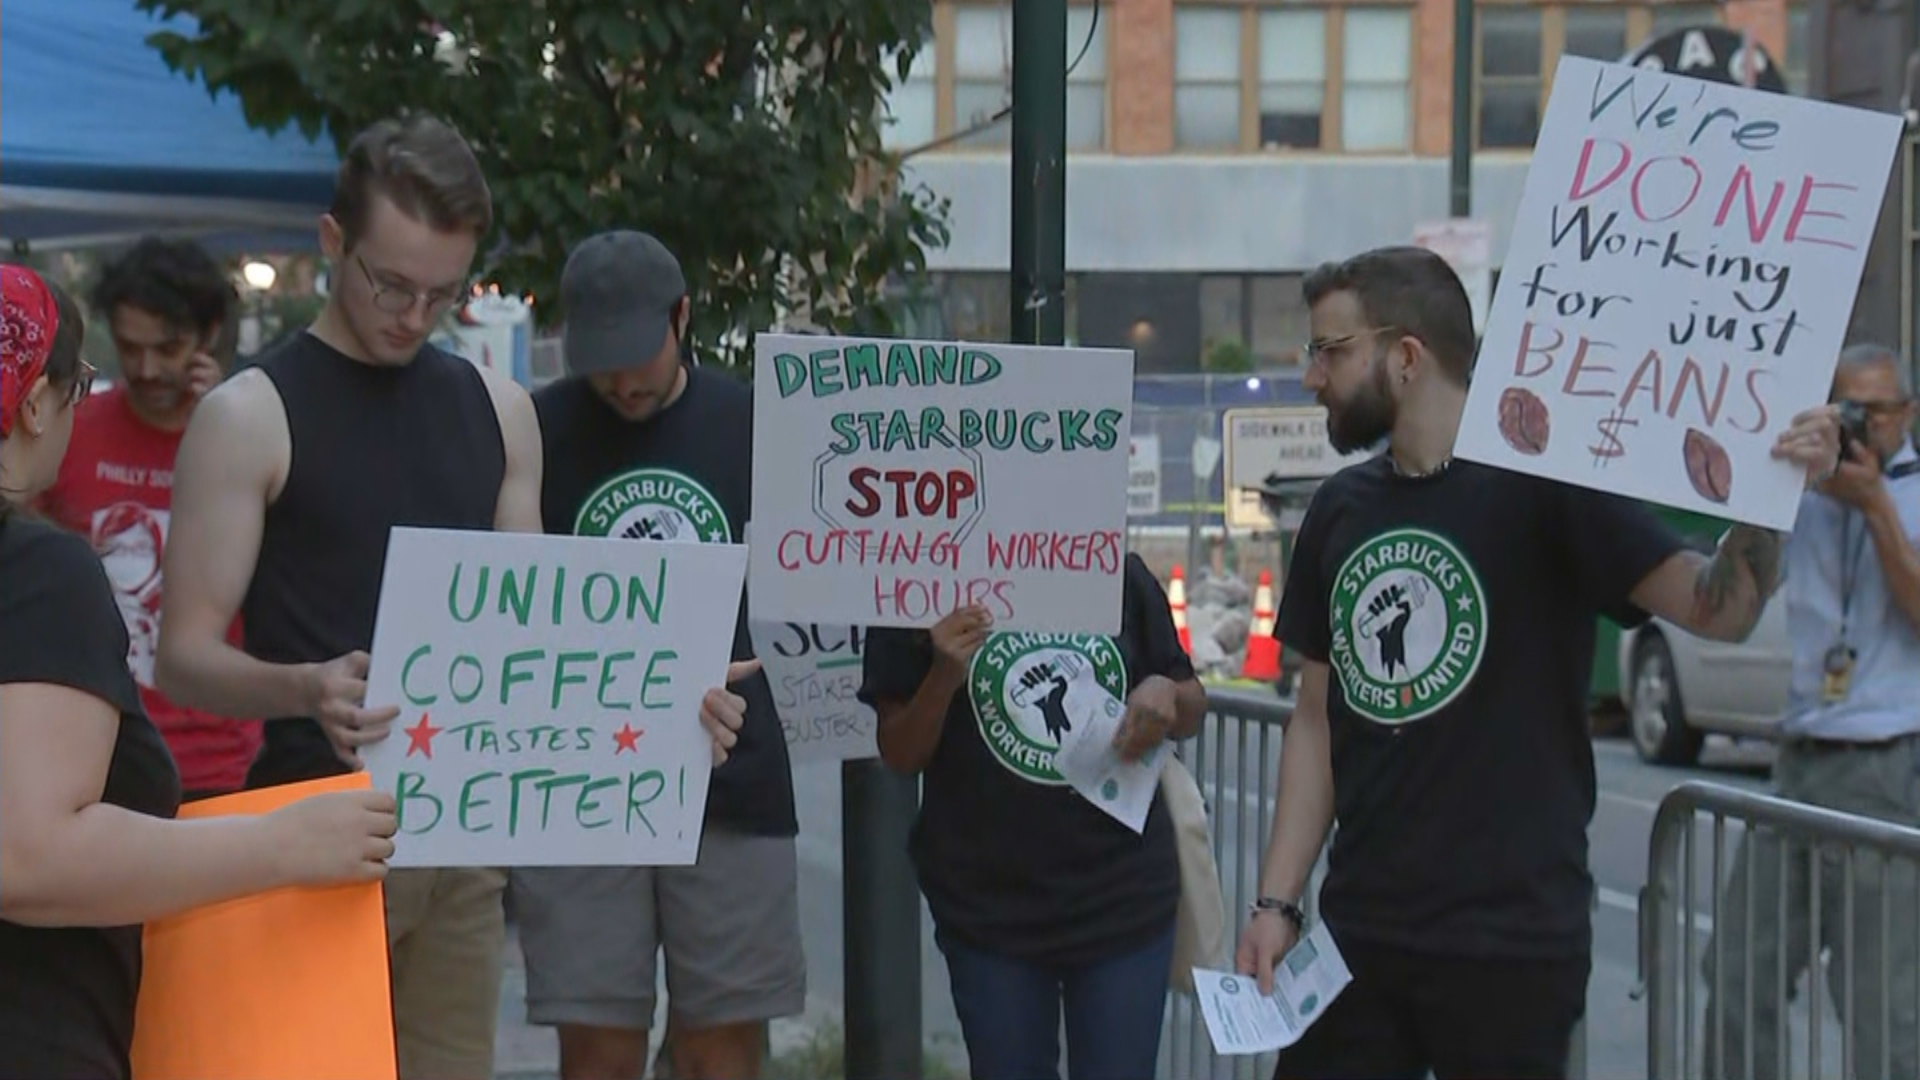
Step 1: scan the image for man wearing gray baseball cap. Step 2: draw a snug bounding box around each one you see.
[510,230,804,1080]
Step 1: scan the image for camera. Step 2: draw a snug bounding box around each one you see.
[1836,399,1871,462]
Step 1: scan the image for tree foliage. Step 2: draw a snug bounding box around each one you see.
[136,0,951,368]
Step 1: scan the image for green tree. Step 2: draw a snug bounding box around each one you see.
[136,0,952,369]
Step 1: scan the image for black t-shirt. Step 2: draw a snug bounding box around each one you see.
[532,367,797,838]
[0,513,183,1079]
[1277,458,1682,959]
[858,554,1195,968]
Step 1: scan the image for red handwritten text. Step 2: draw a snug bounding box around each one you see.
[1568,138,1858,250]
[845,467,979,520]
[872,575,1015,621]
[1513,321,1773,435]
[985,531,1124,574]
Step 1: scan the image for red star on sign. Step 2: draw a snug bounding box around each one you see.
[404,714,443,759]
[612,723,643,754]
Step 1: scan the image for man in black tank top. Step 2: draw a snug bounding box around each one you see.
[152,116,546,1080]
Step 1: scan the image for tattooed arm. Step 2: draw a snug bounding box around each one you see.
[1628,525,1786,643]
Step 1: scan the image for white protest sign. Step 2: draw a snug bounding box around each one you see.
[1128,434,1162,517]
[748,621,877,764]
[1456,55,1902,530]
[362,527,746,867]
[1225,406,1370,490]
[749,333,1135,634]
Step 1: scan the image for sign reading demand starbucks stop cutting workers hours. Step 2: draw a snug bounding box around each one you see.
[749,333,1136,635]
[360,526,746,867]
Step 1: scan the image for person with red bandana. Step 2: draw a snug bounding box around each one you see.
[0,263,397,1080]
[38,237,261,800]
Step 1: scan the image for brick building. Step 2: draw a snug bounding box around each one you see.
[881,0,1805,372]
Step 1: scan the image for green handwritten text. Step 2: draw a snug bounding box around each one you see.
[400,645,677,710]
[825,406,1123,455]
[445,560,667,627]
[395,768,678,838]
[774,343,1002,399]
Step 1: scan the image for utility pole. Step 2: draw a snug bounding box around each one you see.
[1011,0,1068,347]
[1450,0,1475,219]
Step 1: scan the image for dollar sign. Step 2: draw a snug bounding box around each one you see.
[1589,405,1639,466]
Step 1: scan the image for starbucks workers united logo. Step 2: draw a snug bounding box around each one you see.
[969,632,1128,785]
[574,468,732,543]
[1329,528,1488,725]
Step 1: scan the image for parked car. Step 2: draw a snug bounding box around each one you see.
[1617,590,1792,765]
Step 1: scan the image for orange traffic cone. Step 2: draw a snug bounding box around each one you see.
[1242,569,1282,681]
[1169,565,1192,655]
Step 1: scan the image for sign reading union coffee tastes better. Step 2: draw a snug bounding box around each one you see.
[749,333,1136,635]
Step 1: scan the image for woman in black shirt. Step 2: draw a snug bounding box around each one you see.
[0,265,402,1080]
[860,555,1208,1080]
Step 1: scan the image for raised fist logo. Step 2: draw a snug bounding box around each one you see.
[1364,582,1417,678]
[1016,662,1074,742]
[621,512,680,542]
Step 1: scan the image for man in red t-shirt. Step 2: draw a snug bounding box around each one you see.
[39,237,261,799]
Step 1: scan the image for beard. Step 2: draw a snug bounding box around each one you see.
[1324,349,1396,454]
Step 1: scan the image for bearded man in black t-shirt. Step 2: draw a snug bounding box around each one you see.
[1232,246,1842,1079]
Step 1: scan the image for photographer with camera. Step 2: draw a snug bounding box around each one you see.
[1703,342,1920,1080]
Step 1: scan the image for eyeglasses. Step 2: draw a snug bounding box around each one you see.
[1303,326,1400,368]
[66,360,97,406]
[356,256,467,316]
[1837,397,1914,419]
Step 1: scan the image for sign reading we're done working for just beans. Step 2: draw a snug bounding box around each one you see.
[1456,56,1900,530]
[750,334,1135,635]
[362,527,746,867]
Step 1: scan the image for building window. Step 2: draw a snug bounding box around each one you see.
[937,3,1108,151]
[1172,5,1409,153]
[880,45,937,150]
[1259,9,1328,149]
[1477,4,1725,151]
[1341,8,1411,151]
[952,6,1011,148]
[1175,7,1243,149]
[1064,6,1108,151]
[1197,274,1309,368]
[1478,7,1543,149]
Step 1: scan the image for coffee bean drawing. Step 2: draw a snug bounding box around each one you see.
[1497,387,1551,456]
[1683,428,1733,504]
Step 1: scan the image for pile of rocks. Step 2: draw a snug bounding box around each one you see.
[1183,568,1254,677]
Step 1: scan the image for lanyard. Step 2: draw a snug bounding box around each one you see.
[1837,509,1871,644]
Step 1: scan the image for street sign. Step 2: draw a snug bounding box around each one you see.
[1413,219,1492,333]
[1128,434,1162,517]
[1224,406,1369,491]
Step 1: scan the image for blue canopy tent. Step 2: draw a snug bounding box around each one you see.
[0,0,338,253]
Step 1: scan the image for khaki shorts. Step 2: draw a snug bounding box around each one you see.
[384,867,508,1080]
[511,826,806,1031]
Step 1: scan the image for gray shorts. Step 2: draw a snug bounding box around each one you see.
[511,826,806,1031]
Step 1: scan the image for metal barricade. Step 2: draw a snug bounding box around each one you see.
[1639,780,1920,1080]
[1161,688,1299,1080]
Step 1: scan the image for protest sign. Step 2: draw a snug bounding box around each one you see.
[132,774,395,1080]
[362,526,745,866]
[748,620,877,764]
[749,333,1135,634]
[1455,55,1902,530]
